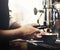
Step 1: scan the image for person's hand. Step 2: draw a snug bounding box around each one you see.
[33,31,47,38]
[20,23,47,39]
[20,24,41,36]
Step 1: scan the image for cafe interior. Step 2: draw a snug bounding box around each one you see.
[0,0,60,50]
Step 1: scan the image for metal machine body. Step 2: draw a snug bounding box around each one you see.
[34,0,60,33]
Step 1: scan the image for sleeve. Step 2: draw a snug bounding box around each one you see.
[9,11,23,29]
[9,12,17,27]
[9,11,21,29]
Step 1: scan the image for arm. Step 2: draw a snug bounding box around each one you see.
[0,28,22,36]
[0,28,23,40]
[0,24,41,40]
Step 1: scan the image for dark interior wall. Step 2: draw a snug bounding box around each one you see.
[0,0,9,29]
[52,0,60,3]
[56,0,60,2]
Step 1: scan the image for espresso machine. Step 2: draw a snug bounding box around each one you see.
[34,0,60,33]
[33,0,60,44]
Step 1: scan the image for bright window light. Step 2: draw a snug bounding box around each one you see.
[9,0,44,26]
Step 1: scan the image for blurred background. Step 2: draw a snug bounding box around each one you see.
[8,0,44,26]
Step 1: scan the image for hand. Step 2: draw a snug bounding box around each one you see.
[20,24,40,36]
[33,31,46,38]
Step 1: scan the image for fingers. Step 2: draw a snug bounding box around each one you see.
[33,33,42,38]
[36,34,42,38]
[32,30,47,39]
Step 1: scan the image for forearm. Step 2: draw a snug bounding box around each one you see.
[0,28,20,35]
[0,28,24,40]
